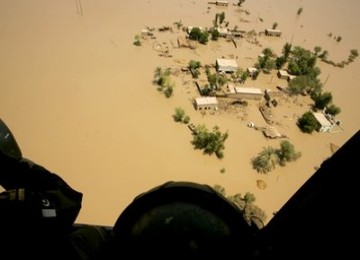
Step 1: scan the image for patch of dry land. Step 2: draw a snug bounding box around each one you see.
[1,0,359,226]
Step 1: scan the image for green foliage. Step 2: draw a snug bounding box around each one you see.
[200,84,214,96]
[275,56,286,69]
[189,60,201,70]
[173,107,186,122]
[287,75,323,96]
[237,0,246,6]
[191,125,229,159]
[220,168,226,174]
[257,48,276,72]
[154,67,174,97]
[282,42,292,60]
[272,22,278,30]
[211,29,220,41]
[336,36,342,42]
[173,112,190,124]
[252,141,301,173]
[326,104,341,116]
[297,7,303,15]
[243,192,256,203]
[251,146,278,173]
[217,74,228,87]
[207,73,218,88]
[183,115,190,124]
[297,111,318,133]
[133,34,142,46]
[277,140,302,166]
[314,46,322,56]
[164,85,173,98]
[287,46,320,78]
[189,27,209,44]
[319,50,329,59]
[312,91,333,110]
[219,12,226,24]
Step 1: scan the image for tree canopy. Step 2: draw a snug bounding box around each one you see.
[191,125,229,159]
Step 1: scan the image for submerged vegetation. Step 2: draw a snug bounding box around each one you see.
[252,141,301,174]
[191,125,229,159]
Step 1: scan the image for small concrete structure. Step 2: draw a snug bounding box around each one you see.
[313,112,336,133]
[194,97,219,111]
[247,67,258,77]
[227,84,263,100]
[208,1,229,6]
[229,29,245,38]
[265,29,282,37]
[277,69,296,81]
[216,59,239,73]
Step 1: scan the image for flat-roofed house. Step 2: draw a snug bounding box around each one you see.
[265,29,282,37]
[216,1,229,6]
[216,59,239,73]
[194,97,219,110]
[312,112,335,132]
[227,84,263,100]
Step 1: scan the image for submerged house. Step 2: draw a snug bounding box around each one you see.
[216,59,239,73]
[312,112,336,133]
[194,97,219,111]
[265,29,282,37]
[227,84,263,100]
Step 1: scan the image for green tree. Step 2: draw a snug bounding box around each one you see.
[211,29,220,41]
[287,75,323,96]
[244,192,256,204]
[189,27,202,41]
[251,147,278,173]
[277,140,302,166]
[314,46,322,56]
[272,22,278,30]
[319,50,329,60]
[237,0,246,6]
[189,60,201,70]
[312,91,333,110]
[207,73,218,88]
[282,42,292,61]
[326,104,341,116]
[219,12,226,24]
[287,46,320,78]
[198,31,209,44]
[297,111,318,133]
[164,85,173,98]
[173,107,185,122]
[154,67,171,87]
[191,125,229,159]
[133,34,141,46]
[183,115,190,124]
[297,7,303,15]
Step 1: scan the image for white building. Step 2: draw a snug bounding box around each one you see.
[227,84,263,100]
[312,112,335,133]
[216,59,239,73]
[265,29,282,37]
[194,97,219,110]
